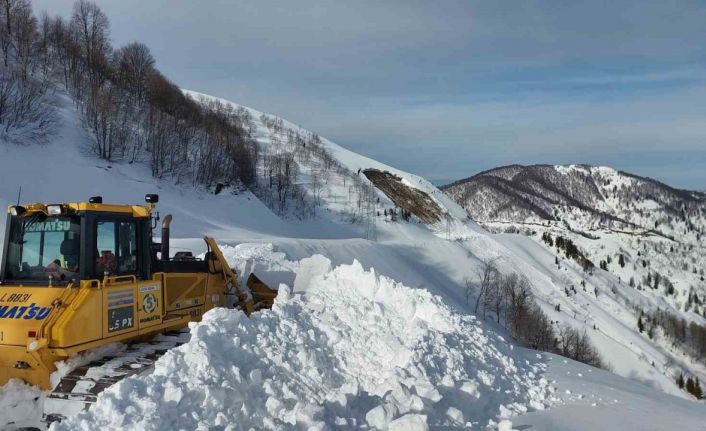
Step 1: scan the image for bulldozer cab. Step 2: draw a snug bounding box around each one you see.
[1,196,154,286]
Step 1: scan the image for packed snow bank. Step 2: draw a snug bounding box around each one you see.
[53,258,550,430]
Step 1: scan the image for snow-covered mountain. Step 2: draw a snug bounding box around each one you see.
[443,164,706,387]
[442,164,706,234]
[2,93,706,430]
[443,164,706,309]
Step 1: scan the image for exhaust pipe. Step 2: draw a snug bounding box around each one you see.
[161,214,172,261]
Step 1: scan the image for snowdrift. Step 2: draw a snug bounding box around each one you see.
[0,380,42,428]
[52,258,550,430]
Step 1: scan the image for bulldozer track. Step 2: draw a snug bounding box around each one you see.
[42,330,190,426]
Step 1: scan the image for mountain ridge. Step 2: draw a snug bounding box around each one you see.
[444,163,705,200]
[441,164,706,233]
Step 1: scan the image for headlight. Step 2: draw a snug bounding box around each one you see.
[47,205,63,215]
[9,205,26,216]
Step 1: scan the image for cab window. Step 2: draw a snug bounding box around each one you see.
[3,215,80,282]
[95,221,138,276]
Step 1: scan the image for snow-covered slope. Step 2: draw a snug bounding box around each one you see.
[2,91,705,430]
[183,89,468,226]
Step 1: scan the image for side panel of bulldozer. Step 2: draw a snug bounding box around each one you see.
[51,287,103,347]
[156,272,210,321]
[161,273,208,315]
[158,271,229,321]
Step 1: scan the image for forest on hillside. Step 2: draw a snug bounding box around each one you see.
[0,0,360,218]
[0,0,263,186]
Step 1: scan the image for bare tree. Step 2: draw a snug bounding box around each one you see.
[8,0,34,80]
[474,257,500,317]
[70,0,110,88]
[501,273,533,334]
[310,169,323,206]
[113,42,154,99]
[557,325,605,369]
[0,0,31,66]
[0,0,55,142]
[466,265,606,369]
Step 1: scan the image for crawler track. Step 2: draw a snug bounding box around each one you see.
[42,331,190,425]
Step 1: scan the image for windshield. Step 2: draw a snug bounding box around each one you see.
[3,214,81,283]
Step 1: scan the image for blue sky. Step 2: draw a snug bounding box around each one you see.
[35,0,706,189]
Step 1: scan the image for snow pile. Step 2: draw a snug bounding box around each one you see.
[217,242,300,291]
[0,379,42,430]
[52,257,550,430]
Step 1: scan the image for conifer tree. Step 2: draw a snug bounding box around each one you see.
[695,378,703,399]
[677,372,685,389]
[686,377,695,395]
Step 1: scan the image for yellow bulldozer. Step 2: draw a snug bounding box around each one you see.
[0,195,276,422]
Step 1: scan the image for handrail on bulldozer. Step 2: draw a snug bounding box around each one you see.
[103,275,138,286]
